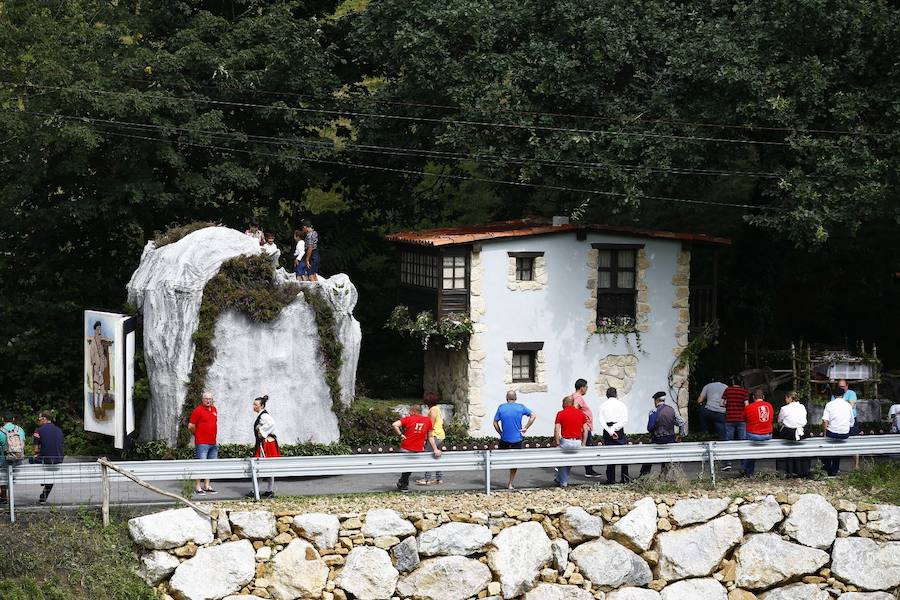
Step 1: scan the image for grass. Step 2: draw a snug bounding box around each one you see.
[840,458,900,504]
[0,509,153,600]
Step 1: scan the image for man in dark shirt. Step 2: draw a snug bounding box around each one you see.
[33,410,64,503]
[639,392,686,478]
[720,377,749,471]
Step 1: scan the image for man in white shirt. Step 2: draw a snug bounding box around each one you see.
[292,229,306,280]
[889,403,900,434]
[697,379,727,439]
[776,390,809,477]
[597,387,629,484]
[821,387,854,476]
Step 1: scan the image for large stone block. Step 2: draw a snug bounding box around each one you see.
[569,538,652,589]
[734,533,829,590]
[418,522,492,556]
[781,494,838,549]
[269,538,330,600]
[169,540,256,600]
[830,537,900,591]
[656,515,743,581]
[609,497,658,552]
[335,546,399,600]
[487,521,552,598]
[128,507,213,550]
[396,556,492,600]
[659,578,726,600]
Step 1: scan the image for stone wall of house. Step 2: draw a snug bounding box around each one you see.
[507,255,548,291]
[131,493,900,600]
[584,248,651,335]
[670,248,691,416]
[423,346,470,421]
[467,248,488,434]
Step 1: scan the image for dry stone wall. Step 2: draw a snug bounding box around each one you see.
[131,494,900,600]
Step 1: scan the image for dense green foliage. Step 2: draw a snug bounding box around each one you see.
[0,511,152,600]
[0,0,898,434]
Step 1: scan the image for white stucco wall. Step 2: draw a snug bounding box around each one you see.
[474,232,685,436]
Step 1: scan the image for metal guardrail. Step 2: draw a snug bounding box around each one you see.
[3,435,899,522]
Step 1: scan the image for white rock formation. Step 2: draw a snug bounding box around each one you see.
[781,494,838,549]
[362,509,417,538]
[269,538,329,600]
[739,496,784,533]
[758,583,830,600]
[569,538,652,589]
[229,510,277,540]
[138,550,180,585]
[606,589,661,600]
[734,533,830,590]
[867,504,900,540]
[335,546,399,600]
[128,507,213,550]
[396,556,492,600]
[126,226,360,444]
[837,593,898,600]
[609,497,658,552]
[487,521,552,598]
[418,522,493,556]
[550,538,569,572]
[669,498,730,526]
[558,507,603,544]
[524,583,594,600]
[293,512,341,550]
[656,515,743,581]
[168,540,255,600]
[830,537,900,591]
[659,578,726,600]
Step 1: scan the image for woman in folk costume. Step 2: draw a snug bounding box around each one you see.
[251,395,279,498]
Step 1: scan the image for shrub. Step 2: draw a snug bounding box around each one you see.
[152,221,216,248]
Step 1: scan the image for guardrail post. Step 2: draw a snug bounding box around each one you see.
[705,442,717,488]
[484,450,491,496]
[7,463,14,524]
[249,458,261,501]
[100,460,110,527]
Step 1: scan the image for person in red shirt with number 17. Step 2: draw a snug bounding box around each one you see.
[741,389,774,477]
[392,404,442,492]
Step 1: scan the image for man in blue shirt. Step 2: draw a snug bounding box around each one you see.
[33,410,65,504]
[493,390,536,490]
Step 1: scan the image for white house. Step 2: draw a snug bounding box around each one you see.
[388,218,729,436]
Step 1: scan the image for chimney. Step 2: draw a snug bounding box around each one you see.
[552,215,570,227]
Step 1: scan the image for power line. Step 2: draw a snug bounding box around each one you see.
[12,82,793,147]
[13,109,786,180]
[13,109,776,211]
[114,74,895,139]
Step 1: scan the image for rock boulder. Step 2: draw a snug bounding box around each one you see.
[396,556,492,600]
[781,494,838,549]
[670,498,730,526]
[487,521,552,598]
[757,583,830,600]
[656,515,743,581]
[734,533,830,590]
[128,507,213,550]
[569,538,652,589]
[738,496,783,533]
[269,538,330,600]
[609,497,658,552]
[335,546,399,600]
[830,537,900,591]
[867,504,900,540]
[558,507,603,544]
[293,513,340,550]
[418,522,492,556]
[229,510,277,540]
[524,583,594,600]
[168,540,255,600]
[659,578,726,600]
[606,589,662,600]
[363,509,416,538]
[138,550,180,585]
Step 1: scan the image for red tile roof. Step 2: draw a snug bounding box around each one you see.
[386,218,731,247]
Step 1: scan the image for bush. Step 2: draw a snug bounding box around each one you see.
[338,397,403,446]
[152,222,216,248]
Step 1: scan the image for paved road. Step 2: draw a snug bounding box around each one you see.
[4,456,854,515]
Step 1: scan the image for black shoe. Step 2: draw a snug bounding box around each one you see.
[203,488,218,495]
[261,491,274,498]
[584,473,603,478]
[38,495,47,504]
[396,482,409,492]
[244,490,257,498]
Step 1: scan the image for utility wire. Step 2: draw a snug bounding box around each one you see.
[113,74,895,138]
[13,109,786,179]
[17,110,776,211]
[12,82,793,147]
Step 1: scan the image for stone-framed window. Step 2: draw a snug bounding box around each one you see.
[592,244,643,323]
[507,252,546,291]
[504,342,547,392]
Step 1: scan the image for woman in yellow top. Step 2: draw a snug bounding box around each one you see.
[417,392,445,485]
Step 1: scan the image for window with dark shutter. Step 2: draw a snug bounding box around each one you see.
[593,245,641,324]
[511,351,536,382]
[515,257,534,281]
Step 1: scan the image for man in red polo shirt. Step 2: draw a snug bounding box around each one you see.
[554,396,589,488]
[741,389,774,476]
[392,404,442,492]
[188,391,218,495]
[720,377,749,471]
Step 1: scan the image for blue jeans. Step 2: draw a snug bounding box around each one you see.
[823,430,850,475]
[555,438,582,487]
[422,437,444,482]
[700,406,726,439]
[195,444,218,460]
[741,433,771,475]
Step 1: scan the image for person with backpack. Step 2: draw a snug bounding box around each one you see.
[1,412,26,504]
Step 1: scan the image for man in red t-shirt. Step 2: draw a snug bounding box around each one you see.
[392,404,442,491]
[741,389,774,476]
[719,378,748,471]
[553,396,589,488]
[188,391,218,495]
